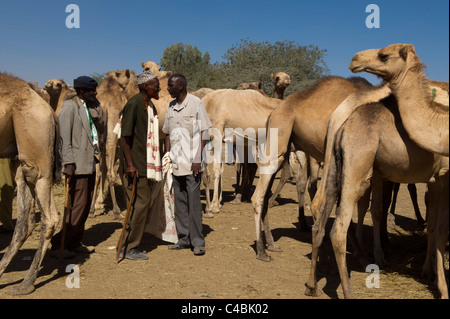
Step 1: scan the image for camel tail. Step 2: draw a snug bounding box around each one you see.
[52,112,62,184]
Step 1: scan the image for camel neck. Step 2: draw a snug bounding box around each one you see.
[391,70,449,156]
[273,88,284,100]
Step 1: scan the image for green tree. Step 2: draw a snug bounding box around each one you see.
[160,43,211,90]
[215,39,329,95]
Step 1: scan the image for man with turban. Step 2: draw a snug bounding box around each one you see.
[117,70,162,260]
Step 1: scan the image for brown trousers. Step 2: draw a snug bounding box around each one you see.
[117,176,157,254]
[51,174,95,250]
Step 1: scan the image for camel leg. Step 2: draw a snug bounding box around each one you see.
[422,180,439,280]
[106,142,122,219]
[262,175,280,252]
[292,151,310,231]
[305,151,339,297]
[252,172,277,262]
[268,157,292,207]
[370,174,388,267]
[0,167,34,279]
[435,173,449,299]
[407,184,425,229]
[211,162,223,213]
[202,166,213,217]
[331,169,373,299]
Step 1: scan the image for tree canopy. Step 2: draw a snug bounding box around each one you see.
[159,39,329,96]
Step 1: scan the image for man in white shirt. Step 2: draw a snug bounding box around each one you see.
[162,74,211,256]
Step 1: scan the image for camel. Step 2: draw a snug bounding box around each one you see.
[0,73,61,295]
[250,76,376,261]
[90,69,139,218]
[304,95,448,299]
[202,89,283,214]
[27,82,50,104]
[272,72,291,99]
[191,87,215,99]
[43,79,74,115]
[349,44,449,156]
[141,61,162,75]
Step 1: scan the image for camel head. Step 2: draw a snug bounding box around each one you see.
[349,43,424,81]
[272,72,291,90]
[44,79,68,96]
[141,61,161,74]
[237,82,262,90]
[104,69,137,91]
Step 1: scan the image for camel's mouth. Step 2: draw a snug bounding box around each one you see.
[349,64,365,73]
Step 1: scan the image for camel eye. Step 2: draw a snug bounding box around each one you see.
[379,53,389,62]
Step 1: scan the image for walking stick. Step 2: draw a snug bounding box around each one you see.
[116,174,137,262]
[59,175,70,261]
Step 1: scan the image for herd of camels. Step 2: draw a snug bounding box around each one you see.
[0,43,448,298]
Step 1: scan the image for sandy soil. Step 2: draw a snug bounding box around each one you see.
[0,163,447,301]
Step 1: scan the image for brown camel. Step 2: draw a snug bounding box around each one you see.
[0,73,61,295]
[251,76,375,261]
[43,79,74,115]
[304,95,448,299]
[350,43,449,156]
[90,69,139,219]
[347,43,449,298]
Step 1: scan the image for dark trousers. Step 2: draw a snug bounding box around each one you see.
[173,173,204,248]
[118,176,156,254]
[51,174,95,250]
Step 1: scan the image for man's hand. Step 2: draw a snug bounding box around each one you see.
[126,165,138,180]
[63,163,76,177]
[191,163,201,177]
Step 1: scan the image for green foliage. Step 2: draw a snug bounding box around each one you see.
[90,72,106,86]
[160,43,211,91]
[159,39,329,96]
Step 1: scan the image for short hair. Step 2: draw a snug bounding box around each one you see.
[169,73,187,88]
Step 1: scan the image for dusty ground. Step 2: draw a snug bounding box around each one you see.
[0,163,448,300]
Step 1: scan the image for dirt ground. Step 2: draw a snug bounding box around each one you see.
[0,163,448,300]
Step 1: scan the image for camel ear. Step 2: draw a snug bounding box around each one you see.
[399,44,416,61]
[125,69,130,78]
[141,62,145,68]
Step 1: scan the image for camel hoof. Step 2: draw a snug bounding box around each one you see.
[204,212,214,218]
[113,212,124,220]
[231,198,242,205]
[256,253,272,262]
[267,244,283,252]
[11,283,35,296]
[304,284,322,297]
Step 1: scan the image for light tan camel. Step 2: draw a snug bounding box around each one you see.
[27,82,50,105]
[272,72,291,99]
[90,69,138,219]
[231,72,294,208]
[141,61,162,75]
[250,76,374,261]
[43,79,74,115]
[202,89,282,214]
[0,73,61,295]
[304,95,448,299]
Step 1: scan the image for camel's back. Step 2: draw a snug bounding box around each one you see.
[204,89,282,130]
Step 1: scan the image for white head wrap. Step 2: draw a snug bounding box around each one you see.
[137,70,157,85]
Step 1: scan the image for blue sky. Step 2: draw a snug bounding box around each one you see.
[0,0,448,87]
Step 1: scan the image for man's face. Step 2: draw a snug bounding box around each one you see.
[167,77,182,99]
[80,87,97,103]
[146,78,161,100]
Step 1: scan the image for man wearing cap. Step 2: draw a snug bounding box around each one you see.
[50,76,107,258]
[117,70,162,261]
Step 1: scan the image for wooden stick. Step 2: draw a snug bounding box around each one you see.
[116,175,137,262]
